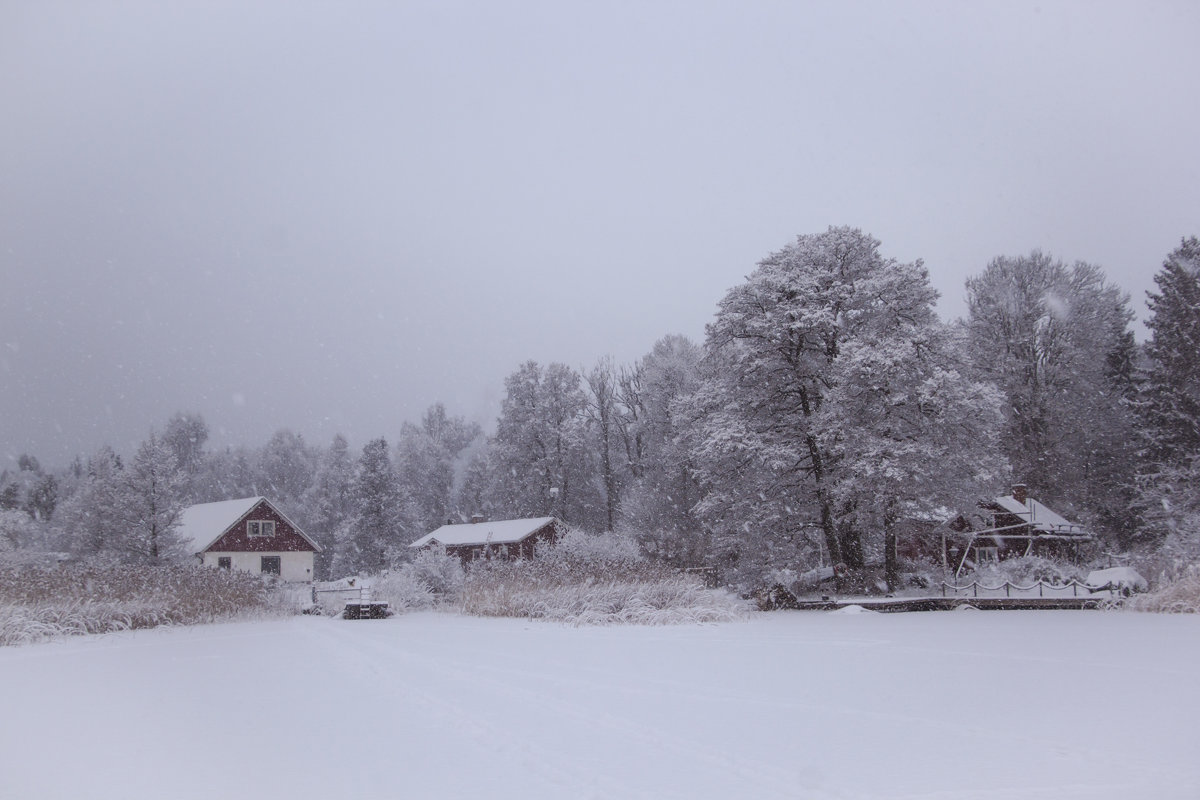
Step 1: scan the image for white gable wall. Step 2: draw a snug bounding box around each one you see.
[202,551,314,583]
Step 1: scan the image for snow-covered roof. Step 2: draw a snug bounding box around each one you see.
[177,496,321,554]
[991,494,1088,536]
[410,517,557,549]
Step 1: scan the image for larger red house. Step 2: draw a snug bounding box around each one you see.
[177,496,321,582]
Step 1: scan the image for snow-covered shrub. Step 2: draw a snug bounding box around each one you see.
[456,530,749,625]
[968,556,1083,587]
[338,547,465,616]
[402,545,465,599]
[458,573,749,626]
[1129,565,1200,614]
[0,564,290,646]
[543,528,647,576]
[366,570,435,612]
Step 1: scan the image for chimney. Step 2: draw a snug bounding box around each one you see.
[1011,484,1028,506]
[470,514,487,525]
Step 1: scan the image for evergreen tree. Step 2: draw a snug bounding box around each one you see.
[1139,237,1200,463]
[1134,237,1200,557]
[965,251,1138,540]
[111,432,188,563]
[300,434,356,579]
[333,438,412,576]
[53,446,125,558]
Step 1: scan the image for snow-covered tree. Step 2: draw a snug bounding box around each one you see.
[1138,238,1200,463]
[259,429,317,507]
[1134,237,1200,555]
[22,472,58,523]
[585,358,623,531]
[299,434,356,579]
[191,446,260,502]
[52,446,126,558]
[818,325,1008,589]
[615,335,710,567]
[110,432,189,563]
[487,361,601,527]
[0,508,42,556]
[395,404,482,531]
[691,227,1001,586]
[965,252,1137,539]
[162,412,209,478]
[332,437,414,576]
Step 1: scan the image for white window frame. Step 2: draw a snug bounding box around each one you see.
[975,546,999,563]
[247,520,276,538]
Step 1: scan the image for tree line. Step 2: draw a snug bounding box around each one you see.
[3,229,1197,587]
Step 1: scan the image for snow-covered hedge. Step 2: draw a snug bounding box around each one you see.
[457,530,750,625]
[458,574,749,625]
[1129,566,1200,614]
[0,564,287,646]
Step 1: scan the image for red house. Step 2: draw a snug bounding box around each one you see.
[947,484,1094,574]
[177,496,321,582]
[409,516,562,563]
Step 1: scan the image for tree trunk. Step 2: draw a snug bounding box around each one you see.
[883,502,899,592]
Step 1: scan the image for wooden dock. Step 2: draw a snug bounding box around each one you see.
[789,596,1113,612]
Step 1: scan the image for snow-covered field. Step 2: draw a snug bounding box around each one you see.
[1,610,1196,800]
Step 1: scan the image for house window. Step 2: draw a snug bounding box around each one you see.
[217,556,232,570]
[247,520,276,538]
[260,556,281,575]
[975,546,999,563]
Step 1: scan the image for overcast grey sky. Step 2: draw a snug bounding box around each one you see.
[2,1,1198,465]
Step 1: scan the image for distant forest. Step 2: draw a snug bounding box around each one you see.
[4,228,1198,588]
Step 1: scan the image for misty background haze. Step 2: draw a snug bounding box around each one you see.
[3,1,1198,464]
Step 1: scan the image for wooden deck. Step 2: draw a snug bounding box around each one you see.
[789,596,1113,612]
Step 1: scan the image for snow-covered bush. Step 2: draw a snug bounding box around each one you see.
[968,556,1083,587]
[1129,565,1200,614]
[456,529,749,625]
[458,573,749,626]
[0,564,289,646]
[543,528,647,575]
[366,570,436,612]
[402,545,465,599]
[339,547,465,616]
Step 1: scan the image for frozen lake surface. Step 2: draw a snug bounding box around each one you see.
[1,610,1196,799]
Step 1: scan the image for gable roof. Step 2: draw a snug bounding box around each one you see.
[177,496,322,554]
[990,494,1089,537]
[409,517,557,549]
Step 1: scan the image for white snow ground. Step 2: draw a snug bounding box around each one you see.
[1,610,1196,800]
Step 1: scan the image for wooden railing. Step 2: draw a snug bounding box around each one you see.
[940,579,1112,599]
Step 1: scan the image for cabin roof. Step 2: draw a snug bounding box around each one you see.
[410,517,557,549]
[990,494,1088,536]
